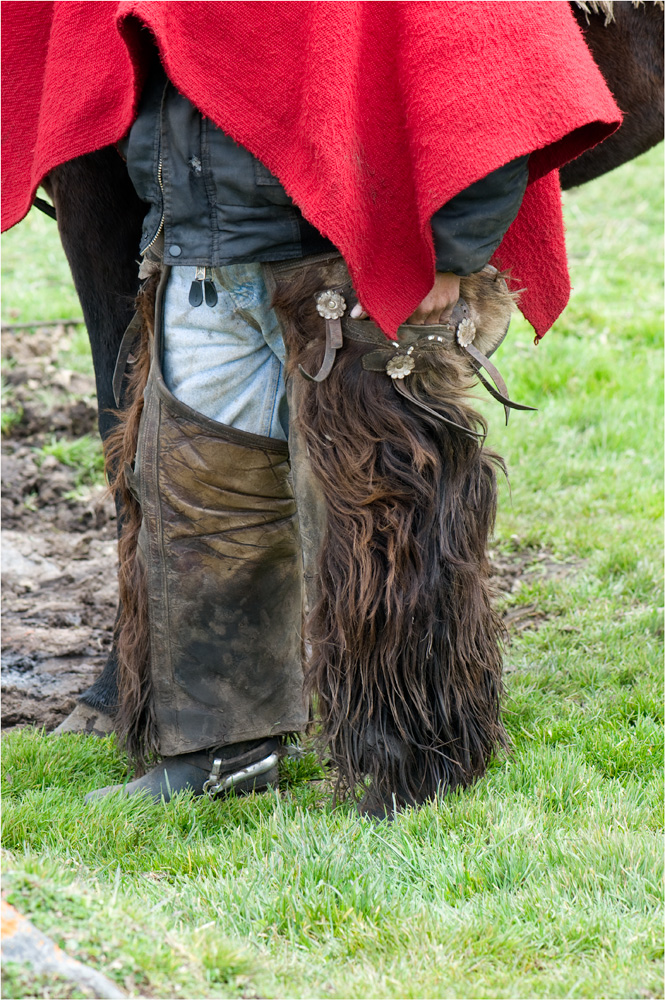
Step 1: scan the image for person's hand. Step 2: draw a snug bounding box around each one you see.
[350,271,461,325]
[406,272,460,325]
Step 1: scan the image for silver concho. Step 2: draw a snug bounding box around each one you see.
[315,290,346,320]
[386,354,415,379]
[456,317,477,347]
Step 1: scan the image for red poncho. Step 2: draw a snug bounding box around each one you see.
[1,1,620,338]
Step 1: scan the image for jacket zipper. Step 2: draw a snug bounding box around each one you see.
[141,156,164,254]
[141,79,169,256]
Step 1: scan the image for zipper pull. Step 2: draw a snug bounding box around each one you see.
[203,268,218,308]
[188,266,205,307]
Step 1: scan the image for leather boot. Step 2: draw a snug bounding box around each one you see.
[84,737,280,803]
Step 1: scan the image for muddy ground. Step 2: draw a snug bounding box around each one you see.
[1,324,573,732]
[2,325,117,730]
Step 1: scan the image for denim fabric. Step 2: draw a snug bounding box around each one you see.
[162,264,289,441]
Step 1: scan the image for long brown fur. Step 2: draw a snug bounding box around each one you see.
[103,271,159,764]
[272,267,509,813]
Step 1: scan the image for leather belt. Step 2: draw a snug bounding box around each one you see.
[341,298,536,427]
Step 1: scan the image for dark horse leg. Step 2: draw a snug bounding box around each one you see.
[561,2,664,189]
[42,147,145,721]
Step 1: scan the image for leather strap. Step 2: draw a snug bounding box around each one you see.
[298,317,344,382]
[463,341,537,425]
[33,196,57,221]
[112,309,143,406]
[392,379,485,440]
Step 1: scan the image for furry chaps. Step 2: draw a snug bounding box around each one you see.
[271,261,509,814]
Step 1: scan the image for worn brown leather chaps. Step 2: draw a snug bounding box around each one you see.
[127,270,308,757]
[113,254,517,814]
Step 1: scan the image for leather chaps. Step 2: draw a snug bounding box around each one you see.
[112,254,520,812]
[267,254,515,814]
[112,267,308,760]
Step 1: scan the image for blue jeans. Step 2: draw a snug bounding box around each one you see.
[162,264,289,440]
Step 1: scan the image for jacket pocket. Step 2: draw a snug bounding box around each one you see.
[254,160,282,186]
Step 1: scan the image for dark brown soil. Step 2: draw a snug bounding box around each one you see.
[2,325,117,731]
[1,324,578,732]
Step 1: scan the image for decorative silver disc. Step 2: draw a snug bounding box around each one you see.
[316,290,346,320]
[456,317,477,347]
[386,354,415,379]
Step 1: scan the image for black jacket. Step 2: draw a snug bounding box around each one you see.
[126,66,528,275]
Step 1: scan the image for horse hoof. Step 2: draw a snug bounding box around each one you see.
[50,703,116,737]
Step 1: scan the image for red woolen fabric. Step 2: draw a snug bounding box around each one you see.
[1,1,620,338]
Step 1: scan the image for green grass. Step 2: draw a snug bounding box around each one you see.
[1,377,23,436]
[2,964,93,1000]
[1,205,83,325]
[1,406,24,437]
[1,146,663,999]
[34,434,106,493]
